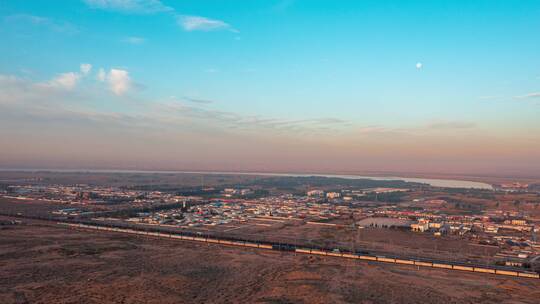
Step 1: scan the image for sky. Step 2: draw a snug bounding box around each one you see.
[0,0,539,176]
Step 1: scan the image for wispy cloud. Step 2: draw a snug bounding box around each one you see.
[83,0,172,14]
[183,97,215,104]
[43,72,81,90]
[0,74,81,109]
[122,36,146,44]
[1,71,350,137]
[39,64,93,91]
[177,15,237,32]
[514,92,540,99]
[357,126,409,136]
[4,14,78,34]
[426,121,476,130]
[356,121,476,137]
[83,1,238,33]
[156,101,350,134]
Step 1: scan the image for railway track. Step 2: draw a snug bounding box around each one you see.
[59,221,540,280]
[1,211,538,279]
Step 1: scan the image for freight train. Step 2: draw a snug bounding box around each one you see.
[60,222,540,279]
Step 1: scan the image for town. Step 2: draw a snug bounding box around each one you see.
[2,172,539,273]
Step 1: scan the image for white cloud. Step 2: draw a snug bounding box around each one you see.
[1,71,350,137]
[96,68,132,95]
[35,64,93,91]
[46,72,80,90]
[0,73,81,109]
[107,69,131,95]
[177,15,236,32]
[97,68,107,82]
[82,2,239,32]
[80,63,92,75]
[123,36,146,44]
[416,62,423,69]
[83,0,172,14]
[4,14,78,34]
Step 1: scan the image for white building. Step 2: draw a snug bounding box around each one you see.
[307,190,325,197]
[326,192,341,199]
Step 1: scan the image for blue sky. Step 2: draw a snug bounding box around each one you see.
[0,0,539,175]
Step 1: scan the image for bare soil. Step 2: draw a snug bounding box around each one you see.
[1,219,539,304]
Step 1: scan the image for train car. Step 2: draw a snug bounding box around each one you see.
[295,248,312,254]
[258,244,273,249]
[193,237,207,242]
[377,257,396,263]
[326,252,343,257]
[244,242,260,248]
[473,267,496,274]
[206,238,220,244]
[359,255,377,261]
[453,265,474,272]
[395,259,414,265]
[231,241,245,246]
[311,250,327,256]
[518,272,540,279]
[342,254,358,259]
[495,270,519,277]
[285,244,297,251]
[414,261,433,267]
[219,240,234,245]
[272,244,296,251]
[433,263,453,269]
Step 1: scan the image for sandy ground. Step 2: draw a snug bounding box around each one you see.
[1,220,539,304]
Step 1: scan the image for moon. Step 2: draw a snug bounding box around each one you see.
[416,62,423,69]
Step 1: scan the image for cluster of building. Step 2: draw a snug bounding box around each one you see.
[360,205,539,266]
[126,195,350,228]
[307,188,408,201]
[2,182,539,269]
[0,184,193,211]
[222,188,254,197]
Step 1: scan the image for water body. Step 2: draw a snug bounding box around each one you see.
[186,172,494,190]
[0,168,494,190]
